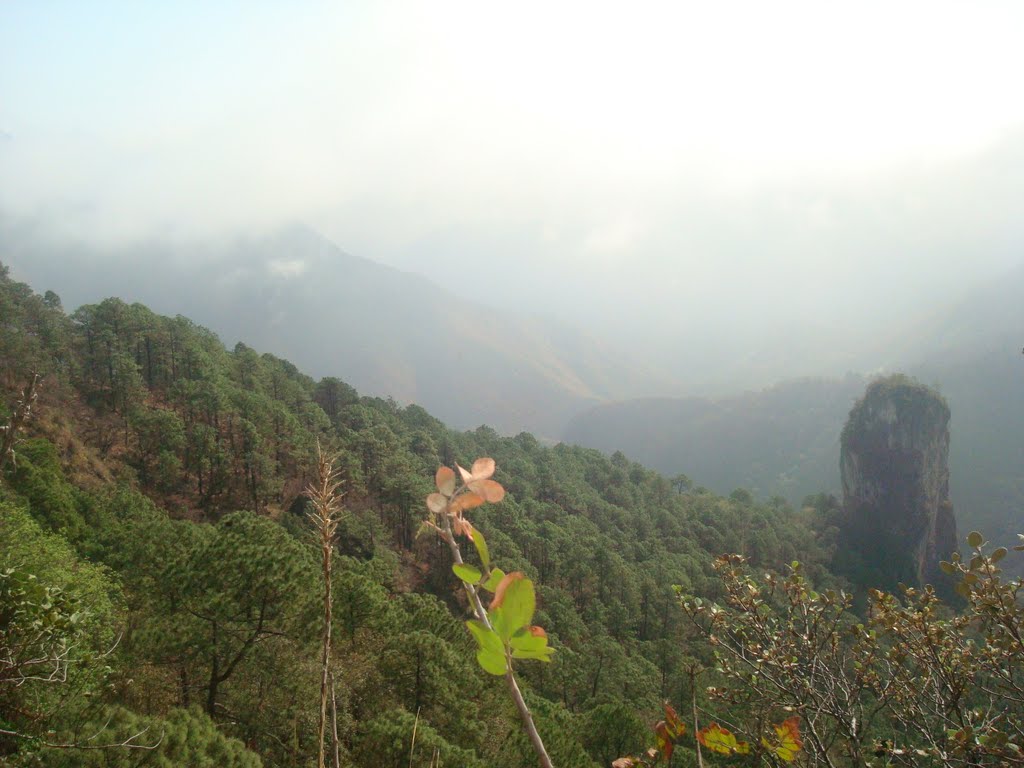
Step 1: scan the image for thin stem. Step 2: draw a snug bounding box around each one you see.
[440,510,553,768]
[690,666,704,768]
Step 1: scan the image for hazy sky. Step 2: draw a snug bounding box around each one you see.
[3,1,1024,386]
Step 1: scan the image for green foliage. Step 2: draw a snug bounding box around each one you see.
[681,536,1024,766]
[0,268,864,766]
[6,439,93,541]
[353,709,487,768]
[581,702,649,767]
[0,501,120,759]
[43,706,262,767]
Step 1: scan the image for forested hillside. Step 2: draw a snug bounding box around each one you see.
[563,377,867,504]
[1,223,677,439]
[566,285,1024,559]
[4,263,1024,767]
[0,265,833,767]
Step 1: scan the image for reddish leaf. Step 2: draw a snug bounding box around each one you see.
[654,721,674,761]
[528,625,546,638]
[468,478,505,503]
[426,493,447,514]
[471,457,496,480]
[450,492,485,515]
[458,457,497,484]
[436,466,456,497]
[490,571,525,610]
[663,702,686,738]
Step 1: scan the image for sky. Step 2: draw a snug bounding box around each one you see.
[3,1,1024,389]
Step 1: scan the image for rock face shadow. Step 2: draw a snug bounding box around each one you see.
[839,374,958,593]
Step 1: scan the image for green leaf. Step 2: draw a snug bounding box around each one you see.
[499,576,535,637]
[991,547,1008,563]
[483,567,506,592]
[453,563,482,584]
[512,646,554,661]
[510,628,547,651]
[939,561,955,575]
[967,531,984,548]
[466,616,509,674]
[490,605,512,642]
[466,620,504,655]
[470,526,490,569]
[476,647,508,675]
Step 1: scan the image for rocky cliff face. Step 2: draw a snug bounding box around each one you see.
[839,375,958,590]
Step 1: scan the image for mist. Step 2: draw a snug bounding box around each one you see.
[3,0,1024,395]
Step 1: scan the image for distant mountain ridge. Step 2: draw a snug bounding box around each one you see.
[563,376,868,502]
[1,222,677,438]
[563,260,1024,554]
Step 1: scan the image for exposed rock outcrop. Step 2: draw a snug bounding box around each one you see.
[839,375,958,591]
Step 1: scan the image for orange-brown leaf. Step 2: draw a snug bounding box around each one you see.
[762,716,802,762]
[491,571,525,610]
[654,721,674,761]
[458,457,497,484]
[663,702,686,738]
[468,478,505,503]
[528,625,547,638]
[470,457,496,480]
[426,493,448,514]
[436,466,456,497]
[450,492,485,515]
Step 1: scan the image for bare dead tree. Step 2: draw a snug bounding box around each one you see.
[306,440,346,768]
[0,373,40,475]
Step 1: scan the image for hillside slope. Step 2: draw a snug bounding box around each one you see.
[0,263,832,767]
[2,222,675,439]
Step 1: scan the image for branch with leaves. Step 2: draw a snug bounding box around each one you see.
[424,458,555,768]
[673,534,1024,767]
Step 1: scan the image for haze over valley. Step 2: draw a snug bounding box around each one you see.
[3,3,1024,765]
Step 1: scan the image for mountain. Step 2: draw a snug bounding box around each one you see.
[563,375,867,502]
[0,222,675,439]
[0,262,835,767]
[564,261,1024,551]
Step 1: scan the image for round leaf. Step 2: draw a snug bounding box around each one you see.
[476,647,508,676]
[450,492,485,515]
[470,457,496,480]
[453,563,482,584]
[435,466,456,497]
[497,575,535,636]
[483,567,506,592]
[468,479,505,503]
